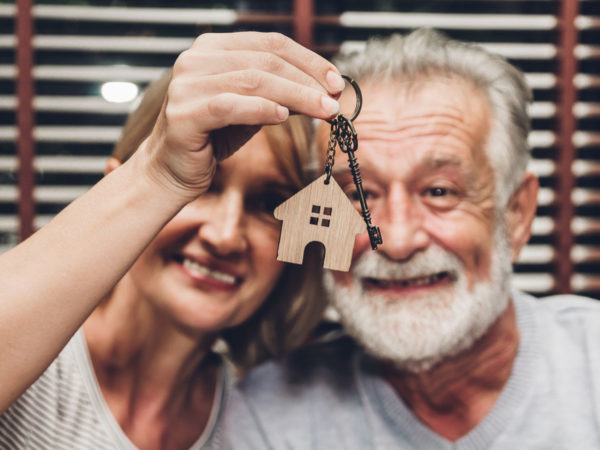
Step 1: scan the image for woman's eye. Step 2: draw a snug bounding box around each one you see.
[248,193,288,215]
[262,195,285,213]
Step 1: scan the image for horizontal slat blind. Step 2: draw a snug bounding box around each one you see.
[573,0,600,296]
[3,0,599,298]
[1,2,16,253]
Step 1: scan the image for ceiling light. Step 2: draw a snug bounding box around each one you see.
[100,81,139,103]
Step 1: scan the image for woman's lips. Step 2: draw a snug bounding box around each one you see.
[177,257,241,290]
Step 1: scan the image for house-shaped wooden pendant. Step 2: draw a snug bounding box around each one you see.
[274,174,366,271]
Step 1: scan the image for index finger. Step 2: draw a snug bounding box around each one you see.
[191,32,345,95]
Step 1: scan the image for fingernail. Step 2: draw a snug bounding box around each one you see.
[321,96,340,116]
[326,70,346,92]
[276,105,289,121]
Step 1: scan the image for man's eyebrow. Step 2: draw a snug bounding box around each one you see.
[424,154,464,170]
[424,153,478,186]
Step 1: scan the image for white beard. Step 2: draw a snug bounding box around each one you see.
[324,225,513,372]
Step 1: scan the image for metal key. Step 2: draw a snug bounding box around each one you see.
[323,75,382,250]
[334,115,382,250]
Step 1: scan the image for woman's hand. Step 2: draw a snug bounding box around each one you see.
[141,32,345,202]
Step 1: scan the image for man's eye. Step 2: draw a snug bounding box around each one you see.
[429,187,448,197]
[346,189,374,202]
[423,186,460,209]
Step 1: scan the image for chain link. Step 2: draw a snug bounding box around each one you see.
[324,117,338,184]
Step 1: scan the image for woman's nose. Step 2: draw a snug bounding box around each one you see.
[197,191,248,256]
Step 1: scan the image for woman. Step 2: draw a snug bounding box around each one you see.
[0,32,345,448]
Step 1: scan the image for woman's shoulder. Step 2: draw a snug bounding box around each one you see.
[0,330,110,447]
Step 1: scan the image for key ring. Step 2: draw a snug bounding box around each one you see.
[341,75,362,122]
[327,75,362,123]
[323,74,362,183]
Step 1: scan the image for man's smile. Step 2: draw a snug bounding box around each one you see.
[363,271,454,291]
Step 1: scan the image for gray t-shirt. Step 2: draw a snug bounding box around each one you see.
[0,329,228,449]
[223,292,600,449]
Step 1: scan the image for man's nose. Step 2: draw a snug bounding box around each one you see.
[377,185,429,261]
[197,191,248,256]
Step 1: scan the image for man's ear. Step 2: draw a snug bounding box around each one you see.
[505,172,539,262]
[104,157,122,176]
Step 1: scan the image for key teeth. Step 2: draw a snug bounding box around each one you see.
[368,226,382,250]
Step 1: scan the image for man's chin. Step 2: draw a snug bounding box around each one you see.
[325,272,510,375]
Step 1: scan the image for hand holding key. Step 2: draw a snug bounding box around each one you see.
[141,32,345,203]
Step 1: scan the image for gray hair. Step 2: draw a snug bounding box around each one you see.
[333,28,532,207]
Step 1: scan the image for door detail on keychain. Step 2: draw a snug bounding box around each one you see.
[274,76,382,272]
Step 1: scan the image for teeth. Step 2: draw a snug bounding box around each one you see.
[374,272,447,288]
[402,274,440,287]
[182,258,236,285]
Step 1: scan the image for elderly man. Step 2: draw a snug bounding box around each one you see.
[223,28,600,448]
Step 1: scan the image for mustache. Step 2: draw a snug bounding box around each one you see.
[350,246,463,280]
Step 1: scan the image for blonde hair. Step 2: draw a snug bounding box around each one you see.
[113,70,325,371]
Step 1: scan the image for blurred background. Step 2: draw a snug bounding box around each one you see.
[2,0,599,298]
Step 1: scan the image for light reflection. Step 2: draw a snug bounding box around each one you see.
[101,81,139,103]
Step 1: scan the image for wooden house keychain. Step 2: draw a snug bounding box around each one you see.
[274,75,382,271]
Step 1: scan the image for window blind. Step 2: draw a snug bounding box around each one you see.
[3,0,598,298]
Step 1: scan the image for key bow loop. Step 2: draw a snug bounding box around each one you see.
[335,115,358,154]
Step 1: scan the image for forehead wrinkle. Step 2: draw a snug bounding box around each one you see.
[356,109,478,144]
